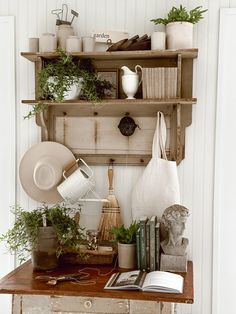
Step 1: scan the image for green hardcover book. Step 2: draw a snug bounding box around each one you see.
[146,220,150,271]
[149,216,157,271]
[155,222,160,270]
[139,216,148,271]
[136,226,141,270]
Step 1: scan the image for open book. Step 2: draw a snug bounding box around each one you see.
[104,270,183,294]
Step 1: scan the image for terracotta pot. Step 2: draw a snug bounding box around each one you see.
[118,243,136,269]
[31,226,58,271]
[166,22,193,49]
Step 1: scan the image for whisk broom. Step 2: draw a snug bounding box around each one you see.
[98,164,122,242]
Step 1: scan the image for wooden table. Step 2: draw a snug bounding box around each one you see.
[0,261,194,314]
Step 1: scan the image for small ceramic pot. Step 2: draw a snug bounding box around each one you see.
[118,243,136,269]
[166,22,193,49]
[47,76,83,100]
[66,36,82,52]
[39,33,57,52]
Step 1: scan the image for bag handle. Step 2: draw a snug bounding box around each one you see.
[152,111,167,159]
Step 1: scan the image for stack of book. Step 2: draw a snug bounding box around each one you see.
[142,67,178,99]
[136,216,160,271]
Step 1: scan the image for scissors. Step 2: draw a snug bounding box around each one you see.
[35,272,90,285]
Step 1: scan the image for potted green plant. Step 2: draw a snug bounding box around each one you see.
[25,49,112,119]
[111,221,139,269]
[0,203,84,270]
[151,5,207,49]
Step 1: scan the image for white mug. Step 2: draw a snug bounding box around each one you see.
[151,32,166,50]
[57,158,95,204]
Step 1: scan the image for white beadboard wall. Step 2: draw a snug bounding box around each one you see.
[1,0,236,313]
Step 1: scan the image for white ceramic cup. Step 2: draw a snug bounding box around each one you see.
[66,36,82,52]
[151,32,166,50]
[57,158,95,204]
[29,38,39,52]
[82,36,95,52]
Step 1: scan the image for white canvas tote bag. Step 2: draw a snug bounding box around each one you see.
[132,111,180,220]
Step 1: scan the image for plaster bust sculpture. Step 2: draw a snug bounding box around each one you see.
[160,204,189,256]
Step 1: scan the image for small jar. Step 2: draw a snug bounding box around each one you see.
[57,24,74,49]
[31,226,58,270]
[39,33,57,53]
[66,36,81,52]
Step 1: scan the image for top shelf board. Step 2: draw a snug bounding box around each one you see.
[21,49,198,62]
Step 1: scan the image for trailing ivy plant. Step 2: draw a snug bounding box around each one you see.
[24,48,112,119]
[111,221,139,244]
[151,5,207,25]
[0,203,84,263]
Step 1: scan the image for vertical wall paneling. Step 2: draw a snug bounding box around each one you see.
[213,8,236,314]
[0,16,15,314]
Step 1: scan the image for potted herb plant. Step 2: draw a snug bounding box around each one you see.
[0,203,84,270]
[151,5,207,49]
[111,221,139,269]
[25,49,112,119]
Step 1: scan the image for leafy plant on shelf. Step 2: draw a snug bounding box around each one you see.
[111,221,139,244]
[24,48,112,119]
[151,5,207,25]
[0,203,84,263]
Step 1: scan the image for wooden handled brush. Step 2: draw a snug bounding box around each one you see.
[98,165,122,242]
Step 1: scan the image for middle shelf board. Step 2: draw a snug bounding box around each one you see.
[22,98,196,117]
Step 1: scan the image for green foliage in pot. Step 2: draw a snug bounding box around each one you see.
[24,48,112,119]
[0,203,84,263]
[111,221,139,244]
[151,5,207,25]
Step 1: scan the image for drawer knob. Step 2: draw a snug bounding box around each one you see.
[84,300,92,309]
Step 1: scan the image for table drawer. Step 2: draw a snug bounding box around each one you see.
[51,296,129,313]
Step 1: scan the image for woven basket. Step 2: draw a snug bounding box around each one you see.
[60,246,117,265]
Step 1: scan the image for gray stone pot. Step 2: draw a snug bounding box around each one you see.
[31,226,58,271]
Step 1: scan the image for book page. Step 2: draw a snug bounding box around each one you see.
[104,270,146,290]
[142,271,183,293]
[114,270,141,287]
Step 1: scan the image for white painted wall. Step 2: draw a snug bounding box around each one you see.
[213,8,236,314]
[1,1,236,313]
[0,15,15,314]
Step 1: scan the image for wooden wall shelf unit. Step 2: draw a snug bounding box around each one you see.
[21,49,198,165]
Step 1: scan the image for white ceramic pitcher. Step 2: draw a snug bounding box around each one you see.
[121,65,142,99]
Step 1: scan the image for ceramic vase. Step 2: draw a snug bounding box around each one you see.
[57,25,74,50]
[48,76,83,100]
[122,75,140,99]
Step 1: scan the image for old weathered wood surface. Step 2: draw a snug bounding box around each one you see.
[0,261,194,304]
[22,49,197,165]
[21,49,198,62]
